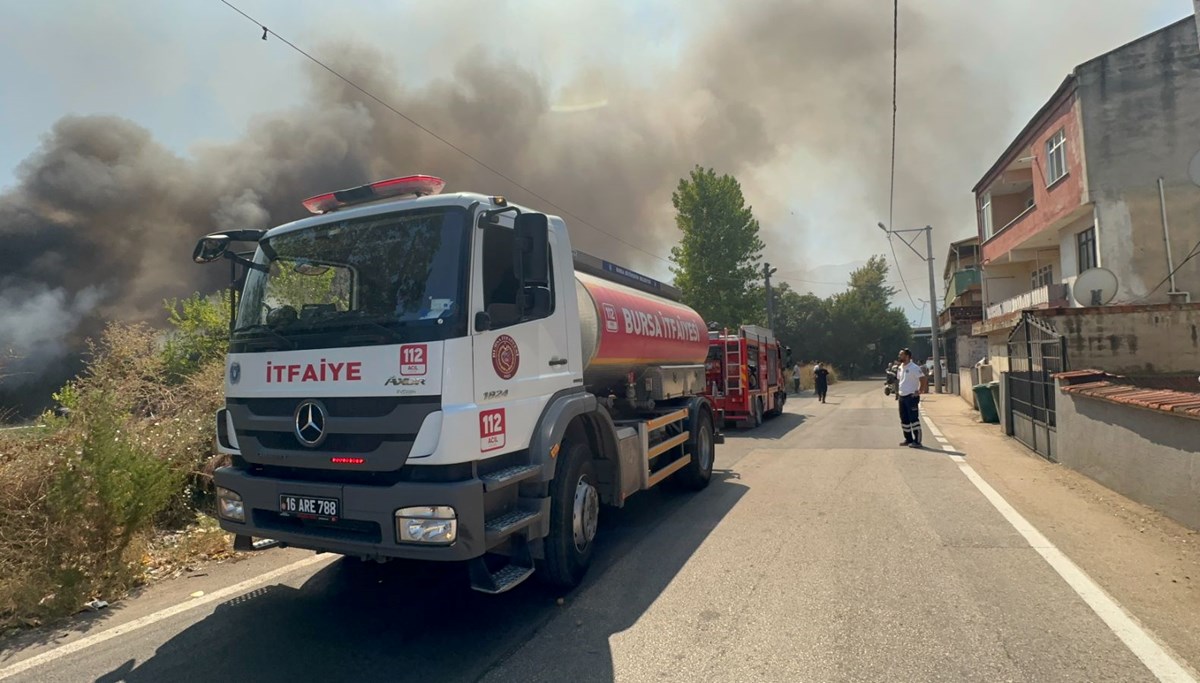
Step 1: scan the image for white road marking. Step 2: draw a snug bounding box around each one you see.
[943,445,958,453]
[0,554,334,681]
[921,416,944,438]
[920,414,1198,683]
[935,436,950,444]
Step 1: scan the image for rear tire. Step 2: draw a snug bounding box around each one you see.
[540,442,598,589]
[674,409,715,491]
[753,397,764,427]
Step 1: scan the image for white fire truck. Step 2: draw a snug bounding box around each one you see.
[193,175,721,593]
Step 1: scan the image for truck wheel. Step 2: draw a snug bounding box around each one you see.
[766,392,784,417]
[674,409,715,491]
[753,397,764,427]
[541,442,598,588]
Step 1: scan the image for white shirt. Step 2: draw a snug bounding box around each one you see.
[897,361,922,396]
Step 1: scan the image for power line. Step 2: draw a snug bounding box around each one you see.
[884,0,919,309]
[1134,237,1200,302]
[216,0,674,267]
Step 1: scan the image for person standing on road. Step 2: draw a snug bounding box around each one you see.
[813,363,830,404]
[792,362,802,394]
[896,349,923,448]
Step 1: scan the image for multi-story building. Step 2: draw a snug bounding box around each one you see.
[939,237,986,399]
[971,17,1200,373]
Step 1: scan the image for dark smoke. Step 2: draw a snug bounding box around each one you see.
[0,0,1176,414]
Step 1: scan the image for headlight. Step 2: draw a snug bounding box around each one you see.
[217,487,245,523]
[395,506,457,545]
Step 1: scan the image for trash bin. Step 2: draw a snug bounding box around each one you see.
[973,383,999,424]
[987,381,1001,417]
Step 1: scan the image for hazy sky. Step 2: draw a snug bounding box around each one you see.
[0,0,1193,330]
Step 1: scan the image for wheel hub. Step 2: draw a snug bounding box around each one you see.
[572,476,599,552]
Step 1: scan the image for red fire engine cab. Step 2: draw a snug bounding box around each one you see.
[704,325,787,428]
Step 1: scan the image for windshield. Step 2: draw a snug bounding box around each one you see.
[232,206,469,351]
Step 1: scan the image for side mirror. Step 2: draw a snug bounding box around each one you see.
[193,234,231,264]
[514,213,549,286]
[474,311,493,332]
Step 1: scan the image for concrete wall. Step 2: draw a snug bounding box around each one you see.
[1056,213,1096,301]
[1057,385,1200,530]
[1077,18,1200,303]
[1044,304,1200,374]
[984,262,1032,304]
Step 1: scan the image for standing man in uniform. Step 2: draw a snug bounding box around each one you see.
[896,349,923,448]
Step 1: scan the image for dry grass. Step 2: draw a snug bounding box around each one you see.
[791,363,840,392]
[0,323,226,631]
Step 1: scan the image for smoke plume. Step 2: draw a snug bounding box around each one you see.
[0,0,1180,414]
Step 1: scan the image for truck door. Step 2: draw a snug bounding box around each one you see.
[471,214,572,456]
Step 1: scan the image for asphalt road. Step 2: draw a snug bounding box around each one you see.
[0,381,1191,682]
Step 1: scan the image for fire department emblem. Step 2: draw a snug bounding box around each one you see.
[491,335,520,380]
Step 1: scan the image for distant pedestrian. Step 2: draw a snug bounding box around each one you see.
[896,348,923,448]
[792,362,802,394]
[813,363,830,403]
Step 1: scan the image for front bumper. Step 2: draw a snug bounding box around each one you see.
[213,466,487,561]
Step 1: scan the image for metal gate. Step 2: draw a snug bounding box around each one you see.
[1006,314,1066,461]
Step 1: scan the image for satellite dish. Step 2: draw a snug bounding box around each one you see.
[1073,267,1119,307]
[1190,149,1200,187]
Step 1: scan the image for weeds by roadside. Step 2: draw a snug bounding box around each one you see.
[0,293,230,632]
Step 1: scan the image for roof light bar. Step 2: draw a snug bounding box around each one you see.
[301,175,446,214]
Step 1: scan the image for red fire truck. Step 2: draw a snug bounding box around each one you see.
[704,325,787,428]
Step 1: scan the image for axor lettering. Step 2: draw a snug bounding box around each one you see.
[265,359,363,383]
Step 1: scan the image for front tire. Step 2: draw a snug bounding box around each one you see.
[541,442,598,588]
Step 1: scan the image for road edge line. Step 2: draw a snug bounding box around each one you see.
[920,411,1197,683]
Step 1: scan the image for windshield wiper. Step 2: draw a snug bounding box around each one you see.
[233,324,296,350]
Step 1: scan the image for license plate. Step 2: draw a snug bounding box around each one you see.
[279,494,340,521]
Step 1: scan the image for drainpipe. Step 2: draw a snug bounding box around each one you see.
[1158,177,1180,296]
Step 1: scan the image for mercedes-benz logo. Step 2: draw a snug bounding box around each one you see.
[294,400,327,447]
[229,361,241,385]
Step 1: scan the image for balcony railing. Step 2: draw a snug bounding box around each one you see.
[985,283,1070,319]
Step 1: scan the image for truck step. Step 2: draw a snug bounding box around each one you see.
[471,562,535,595]
[485,508,543,544]
[480,464,541,492]
[469,534,536,594]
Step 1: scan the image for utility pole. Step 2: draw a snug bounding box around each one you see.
[763,262,778,332]
[877,222,943,393]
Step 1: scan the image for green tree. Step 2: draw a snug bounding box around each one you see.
[670,166,765,328]
[161,292,231,382]
[769,284,832,363]
[824,257,911,376]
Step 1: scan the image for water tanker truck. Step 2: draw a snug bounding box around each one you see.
[193,175,721,593]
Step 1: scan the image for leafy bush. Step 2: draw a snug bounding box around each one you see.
[162,292,230,383]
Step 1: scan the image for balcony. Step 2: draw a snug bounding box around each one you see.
[944,268,982,304]
[985,283,1070,319]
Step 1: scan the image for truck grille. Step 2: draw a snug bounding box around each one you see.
[227,396,441,473]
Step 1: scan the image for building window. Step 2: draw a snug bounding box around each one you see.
[1045,129,1066,185]
[1031,264,1054,290]
[980,192,993,238]
[1077,227,1097,272]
